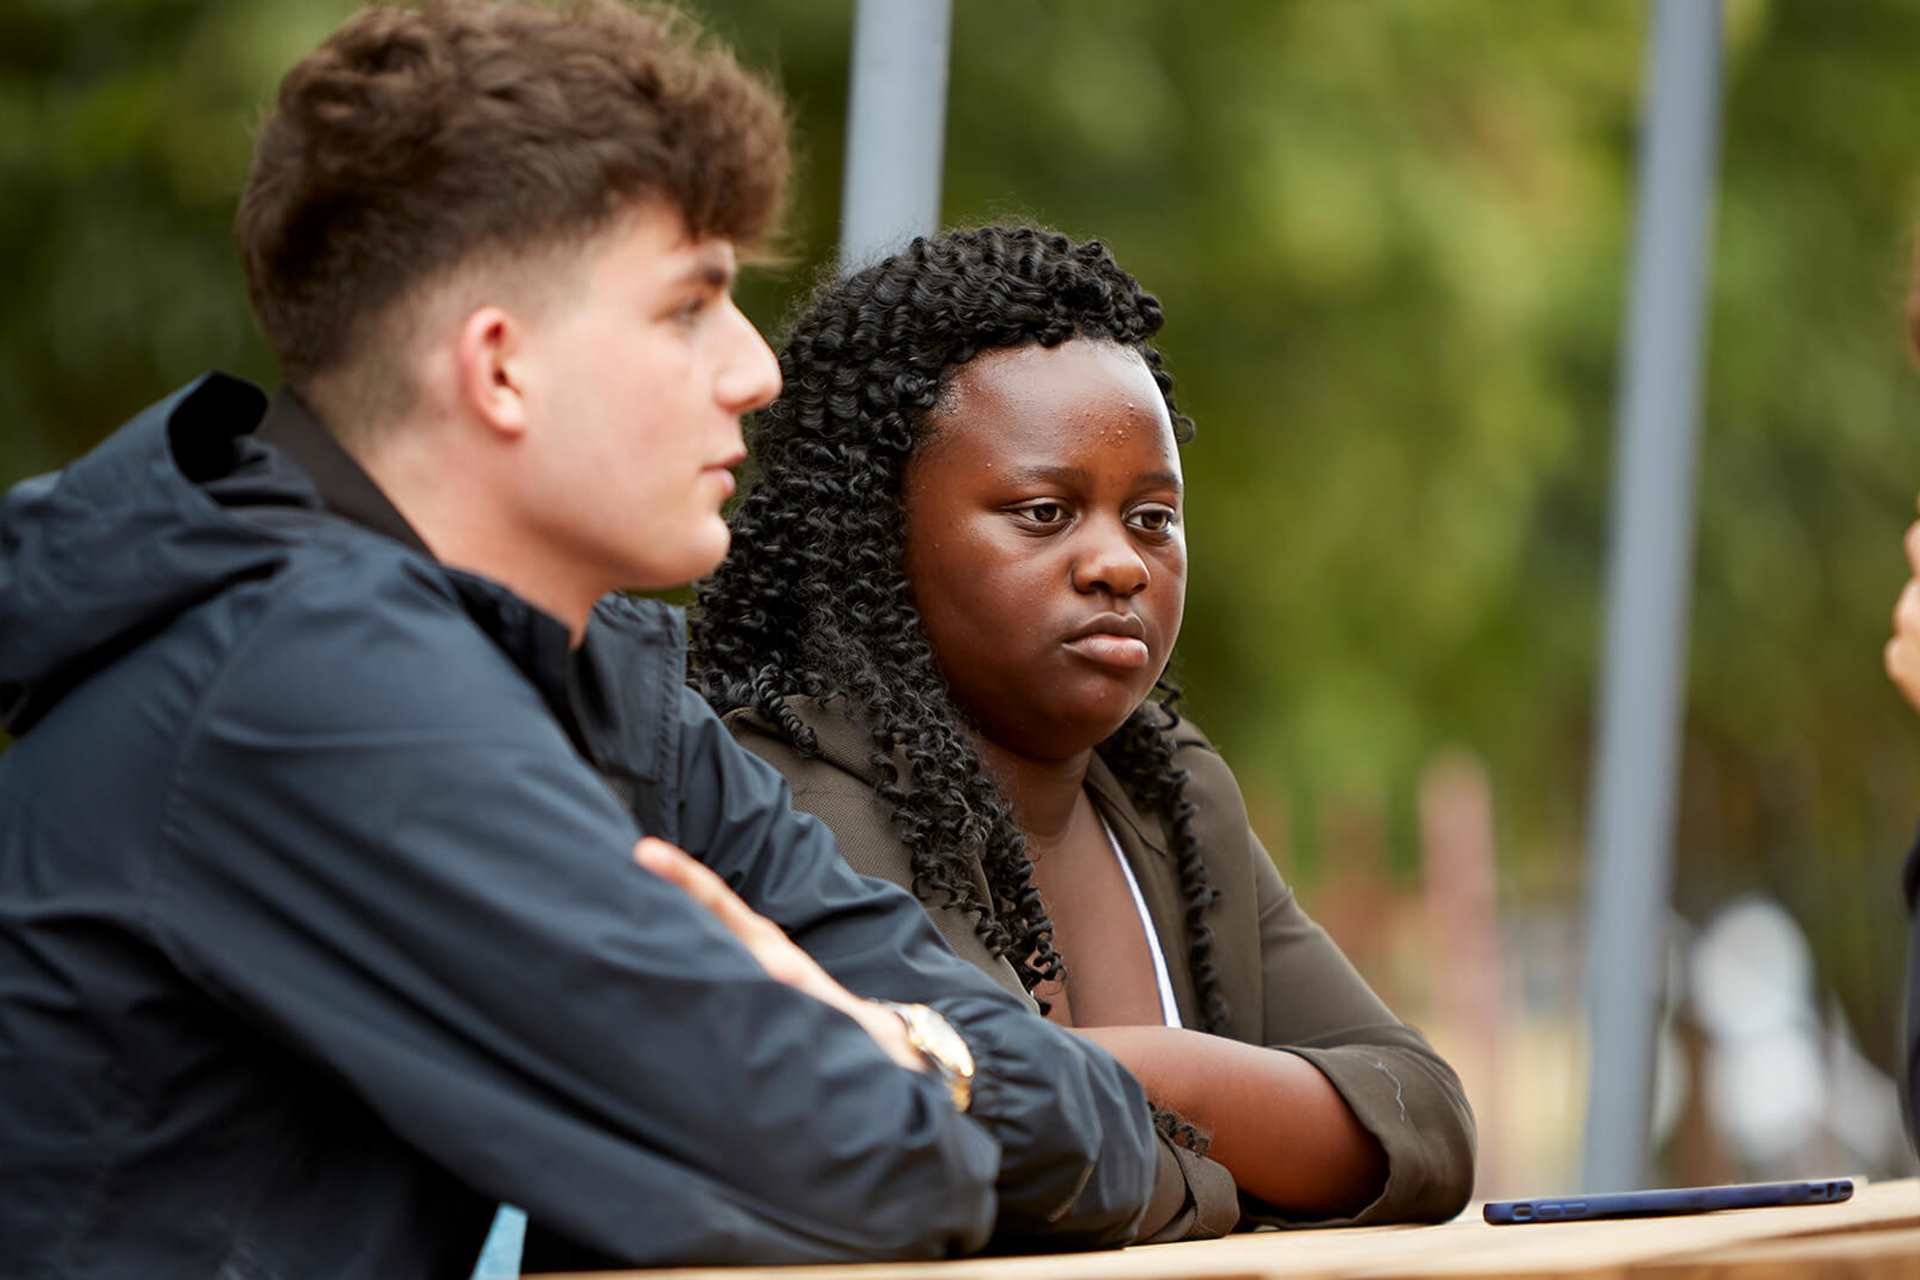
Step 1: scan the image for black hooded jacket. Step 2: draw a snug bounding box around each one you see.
[0,374,1156,1277]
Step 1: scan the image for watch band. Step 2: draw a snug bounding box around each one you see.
[876,1000,975,1113]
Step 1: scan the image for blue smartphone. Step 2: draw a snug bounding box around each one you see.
[1483,1177,1854,1225]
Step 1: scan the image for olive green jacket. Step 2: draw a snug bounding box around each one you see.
[726,696,1476,1240]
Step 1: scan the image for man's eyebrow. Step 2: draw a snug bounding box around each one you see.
[665,256,734,290]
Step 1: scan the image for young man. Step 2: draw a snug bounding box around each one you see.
[0,2,1156,1275]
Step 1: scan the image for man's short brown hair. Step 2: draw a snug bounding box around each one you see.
[236,0,789,408]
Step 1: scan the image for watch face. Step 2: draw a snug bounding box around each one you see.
[891,1003,974,1111]
[920,1011,975,1079]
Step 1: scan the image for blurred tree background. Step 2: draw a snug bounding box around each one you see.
[6,0,1919,1184]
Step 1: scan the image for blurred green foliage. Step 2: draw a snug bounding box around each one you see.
[5,0,1920,1077]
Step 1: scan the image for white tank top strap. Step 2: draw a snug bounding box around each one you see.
[1096,812,1183,1028]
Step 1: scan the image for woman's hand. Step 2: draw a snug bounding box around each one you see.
[632,837,925,1072]
[1886,510,1920,713]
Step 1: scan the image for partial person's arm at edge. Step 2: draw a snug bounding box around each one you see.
[682,690,1158,1249]
[1883,518,1920,1158]
[150,574,1002,1268]
[1903,825,1919,1157]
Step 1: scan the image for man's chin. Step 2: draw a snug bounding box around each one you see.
[624,525,729,592]
[694,520,732,578]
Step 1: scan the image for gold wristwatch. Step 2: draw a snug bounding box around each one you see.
[877,1001,975,1112]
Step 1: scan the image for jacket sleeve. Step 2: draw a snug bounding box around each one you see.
[1245,835,1478,1226]
[673,690,1158,1249]
[148,566,1005,1267]
[1133,1120,1240,1244]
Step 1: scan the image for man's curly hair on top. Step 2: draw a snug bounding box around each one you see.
[689,225,1230,1038]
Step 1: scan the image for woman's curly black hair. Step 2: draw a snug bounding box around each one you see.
[690,225,1229,1033]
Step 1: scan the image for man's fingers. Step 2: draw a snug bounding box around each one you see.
[633,836,700,889]
[629,848,907,1060]
[634,838,797,962]
[633,840,847,999]
[634,838,760,931]
[1905,519,1920,578]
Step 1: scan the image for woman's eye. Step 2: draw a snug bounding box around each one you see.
[1015,501,1069,526]
[1129,506,1178,534]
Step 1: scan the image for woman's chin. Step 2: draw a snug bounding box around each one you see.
[1056,692,1158,752]
[973,676,1159,761]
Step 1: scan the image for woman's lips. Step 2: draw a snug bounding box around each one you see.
[1063,634,1151,669]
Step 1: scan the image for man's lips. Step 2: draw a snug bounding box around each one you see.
[1062,613,1150,669]
[704,450,746,499]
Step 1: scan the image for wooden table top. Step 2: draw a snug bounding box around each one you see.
[532,1177,1920,1280]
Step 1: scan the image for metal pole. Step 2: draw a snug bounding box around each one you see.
[838,0,952,270]
[1582,0,1724,1194]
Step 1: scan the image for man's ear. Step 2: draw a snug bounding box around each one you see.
[454,305,532,440]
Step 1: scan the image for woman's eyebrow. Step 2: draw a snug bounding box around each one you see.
[998,464,1183,492]
[1134,469,1184,492]
[1000,464,1090,487]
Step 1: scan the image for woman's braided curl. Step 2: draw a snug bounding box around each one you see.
[691,225,1227,1031]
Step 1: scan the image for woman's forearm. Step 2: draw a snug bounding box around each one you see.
[1072,1024,1387,1217]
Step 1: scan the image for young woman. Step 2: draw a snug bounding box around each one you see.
[691,226,1476,1238]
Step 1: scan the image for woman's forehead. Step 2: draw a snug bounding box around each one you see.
[946,338,1150,399]
[927,339,1178,465]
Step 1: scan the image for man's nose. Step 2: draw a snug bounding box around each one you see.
[718,305,782,415]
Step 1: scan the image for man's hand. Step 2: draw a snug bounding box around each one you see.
[1887,511,1920,713]
[632,838,926,1072]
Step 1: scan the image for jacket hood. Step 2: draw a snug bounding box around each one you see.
[0,373,318,734]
